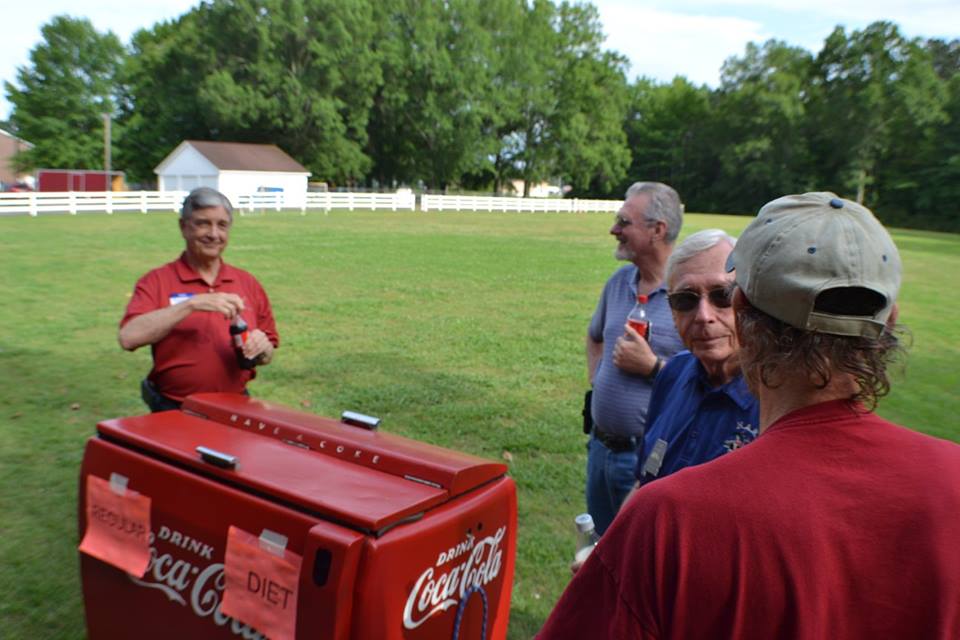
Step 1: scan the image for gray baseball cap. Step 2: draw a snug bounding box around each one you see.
[727,192,901,338]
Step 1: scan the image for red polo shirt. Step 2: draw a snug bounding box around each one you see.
[120,253,279,401]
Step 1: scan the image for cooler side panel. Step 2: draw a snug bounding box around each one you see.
[351,477,517,640]
[79,437,364,639]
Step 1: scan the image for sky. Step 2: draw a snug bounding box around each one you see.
[2,0,959,120]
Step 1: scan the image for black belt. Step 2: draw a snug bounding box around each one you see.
[593,428,640,453]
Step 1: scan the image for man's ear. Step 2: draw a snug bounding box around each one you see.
[886,302,899,328]
[651,219,667,242]
[732,287,750,311]
[732,287,751,344]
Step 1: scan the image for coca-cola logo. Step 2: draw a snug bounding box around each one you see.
[403,526,506,630]
[128,525,265,639]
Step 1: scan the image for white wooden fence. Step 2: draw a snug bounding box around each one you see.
[0,190,189,217]
[421,194,621,213]
[304,191,417,212]
[0,190,420,216]
[0,190,621,217]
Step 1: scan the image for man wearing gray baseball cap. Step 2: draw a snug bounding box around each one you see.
[538,193,960,639]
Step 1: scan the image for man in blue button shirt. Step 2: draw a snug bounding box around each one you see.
[634,229,759,489]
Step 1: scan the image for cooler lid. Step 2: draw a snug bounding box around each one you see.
[181,393,507,497]
[97,410,447,534]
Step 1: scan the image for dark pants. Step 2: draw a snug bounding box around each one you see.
[140,379,182,413]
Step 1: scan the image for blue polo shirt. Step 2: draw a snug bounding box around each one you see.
[589,264,684,437]
[635,351,759,484]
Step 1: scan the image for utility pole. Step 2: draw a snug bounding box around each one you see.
[103,112,112,191]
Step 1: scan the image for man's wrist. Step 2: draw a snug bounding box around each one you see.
[647,357,664,379]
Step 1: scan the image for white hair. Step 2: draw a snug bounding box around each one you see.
[624,181,683,243]
[181,187,234,220]
[666,228,737,284]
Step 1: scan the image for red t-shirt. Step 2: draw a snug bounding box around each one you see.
[538,400,960,639]
[120,253,279,401]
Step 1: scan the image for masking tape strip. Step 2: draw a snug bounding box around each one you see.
[259,529,288,557]
[109,472,129,496]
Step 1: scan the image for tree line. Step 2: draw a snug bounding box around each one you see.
[4,1,959,231]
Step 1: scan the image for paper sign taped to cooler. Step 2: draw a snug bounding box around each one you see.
[78,474,151,577]
[221,525,302,640]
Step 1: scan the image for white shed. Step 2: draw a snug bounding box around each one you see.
[154,141,311,207]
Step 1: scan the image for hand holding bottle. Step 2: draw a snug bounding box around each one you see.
[230,316,272,369]
[613,324,657,376]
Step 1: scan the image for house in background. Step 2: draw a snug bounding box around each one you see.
[0,128,34,189]
[155,141,311,206]
[506,179,562,198]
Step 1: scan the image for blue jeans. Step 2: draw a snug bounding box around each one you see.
[586,434,639,536]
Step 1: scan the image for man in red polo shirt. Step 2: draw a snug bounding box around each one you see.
[119,187,279,411]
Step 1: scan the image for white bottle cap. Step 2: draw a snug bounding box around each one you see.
[575,513,595,534]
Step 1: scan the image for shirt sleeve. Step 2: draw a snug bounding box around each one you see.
[119,270,162,328]
[635,356,681,481]
[588,280,611,343]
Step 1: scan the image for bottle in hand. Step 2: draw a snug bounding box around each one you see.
[229,316,259,369]
[627,293,652,340]
[574,513,600,564]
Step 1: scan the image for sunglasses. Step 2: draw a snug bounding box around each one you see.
[613,215,660,229]
[667,286,734,312]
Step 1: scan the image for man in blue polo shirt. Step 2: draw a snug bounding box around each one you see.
[635,229,759,488]
[586,182,685,535]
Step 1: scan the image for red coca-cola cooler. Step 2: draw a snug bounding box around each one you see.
[78,393,517,639]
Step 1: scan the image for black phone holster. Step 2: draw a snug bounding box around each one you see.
[582,389,594,435]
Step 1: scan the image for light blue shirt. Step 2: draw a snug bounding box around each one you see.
[589,264,684,437]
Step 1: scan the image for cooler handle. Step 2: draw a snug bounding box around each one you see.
[196,446,238,470]
[340,410,381,431]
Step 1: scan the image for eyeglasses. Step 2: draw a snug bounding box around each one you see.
[613,215,659,229]
[667,286,734,312]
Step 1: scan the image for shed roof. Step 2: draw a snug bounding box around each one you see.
[181,141,308,173]
[0,128,34,148]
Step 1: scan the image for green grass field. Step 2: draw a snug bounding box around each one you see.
[1,209,958,638]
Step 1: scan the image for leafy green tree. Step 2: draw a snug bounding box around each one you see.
[709,40,815,212]
[367,0,503,190]
[366,0,629,195]
[479,0,559,195]
[118,0,380,184]
[491,0,629,197]
[926,38,960,81]
[806,22,946,204]
[115,18,208,183]
[5,16,125,171]
[549,2,630,195]
[872,43,954,229]
[616,77,713,205]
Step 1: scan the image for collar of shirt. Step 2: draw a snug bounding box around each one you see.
[174,252,236,286]
[628,264,668,299]
[693,357,754,410]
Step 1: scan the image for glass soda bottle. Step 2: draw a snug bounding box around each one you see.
[230,316,258,369]
[574,513,600,564]
[627,293,652,340]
